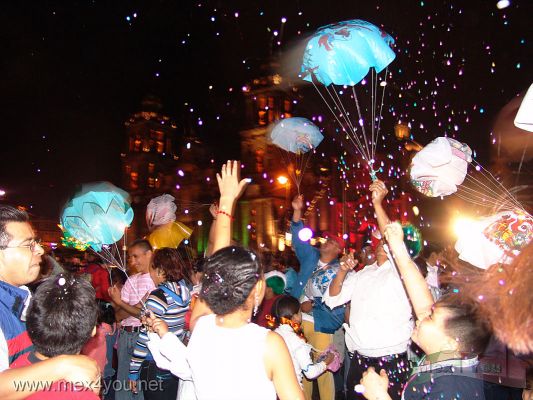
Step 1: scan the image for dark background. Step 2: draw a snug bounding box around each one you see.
[0,0,530,217]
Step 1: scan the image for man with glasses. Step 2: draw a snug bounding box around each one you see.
[0,205,100,399]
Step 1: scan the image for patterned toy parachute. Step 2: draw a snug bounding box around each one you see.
[146,194,192,249]
[455,210,533,269]
[146,194,178,231]
[61,182,133,252]
[301,19,395,87]
[301,19,396,180]
[410,137,472,197]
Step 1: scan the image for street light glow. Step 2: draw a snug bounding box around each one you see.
[277,176,288,185]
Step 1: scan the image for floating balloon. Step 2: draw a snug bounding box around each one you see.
[270,118,324,154]
[455,210,533,269]
[146,194,177,231]
[147,221,193,250]
[410,137,472,197]
[61,182,134,252]
[402,223,423,259]
[301,19,395,86]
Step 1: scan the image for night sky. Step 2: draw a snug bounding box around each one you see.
[1,0,531,219]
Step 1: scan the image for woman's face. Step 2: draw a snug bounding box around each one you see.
[292,310,303,325]
[149,264,165,285]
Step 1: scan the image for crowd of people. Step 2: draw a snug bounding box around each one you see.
[0,160,531,400]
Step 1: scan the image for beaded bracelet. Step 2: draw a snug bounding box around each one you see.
[216,210,234,220]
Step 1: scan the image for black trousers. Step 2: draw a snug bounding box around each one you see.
[139,360,179,400]
[346,352,409,400]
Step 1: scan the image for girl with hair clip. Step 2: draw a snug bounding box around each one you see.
[143,161,304,400]
[267,295,336,388]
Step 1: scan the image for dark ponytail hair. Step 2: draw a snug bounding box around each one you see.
[271,295,300,322]
[200,246,263,315]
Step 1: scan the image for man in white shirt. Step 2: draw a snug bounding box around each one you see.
[323,181,414,400]
[420,243,444,301]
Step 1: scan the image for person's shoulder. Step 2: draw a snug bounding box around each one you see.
[9,352,31,368]
[406,371,485,400]
[265,329,285,349]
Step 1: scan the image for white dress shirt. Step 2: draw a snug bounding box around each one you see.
[323,260,414,357]
[425,263,439,288]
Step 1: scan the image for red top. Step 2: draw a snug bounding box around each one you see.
[86,264,111,302]
[255,295,281,328]
[81,322,113,372]
[11,352,99,399]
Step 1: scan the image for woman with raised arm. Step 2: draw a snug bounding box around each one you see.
[145,161,304,400]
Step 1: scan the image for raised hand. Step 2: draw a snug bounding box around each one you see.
[383,222,404,250]
[369,179,388,205]
[339,253,358,272]
[216,160,248,201]
[292,195,304,211]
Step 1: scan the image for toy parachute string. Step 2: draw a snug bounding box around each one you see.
[442,159,527,213]
[86,231,148,312]
[174,201,211,215]
[309,67,390,181]
[274,146,317,194]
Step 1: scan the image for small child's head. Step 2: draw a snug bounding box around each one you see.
[271,295,301,325]
[412,294,490,357]
[27,273,98,358]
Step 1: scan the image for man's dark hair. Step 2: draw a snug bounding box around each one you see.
[437,294,491,354]
[200,246,263,315]
[0,205,29,248]
[152,247,187,282]
[422,242,444,260]
[129,239,153,253]
[271,295,300,321]
[26,273,98,357]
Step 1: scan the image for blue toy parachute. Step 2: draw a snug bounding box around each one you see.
[301,19,395,86]
[270,117,324,154]
[61,182,134,253]
[301,19,396,180]
[269,118,324,192]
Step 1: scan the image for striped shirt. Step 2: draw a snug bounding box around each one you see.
[129,280,191,380]
[120,273,156,328]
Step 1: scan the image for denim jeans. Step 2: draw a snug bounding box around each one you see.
[115,330,144,400]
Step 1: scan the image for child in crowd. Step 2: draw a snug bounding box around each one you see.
[12,273,99,399]
[255,270,286,328]
[359,223,491,400]
[269,295,334,388]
